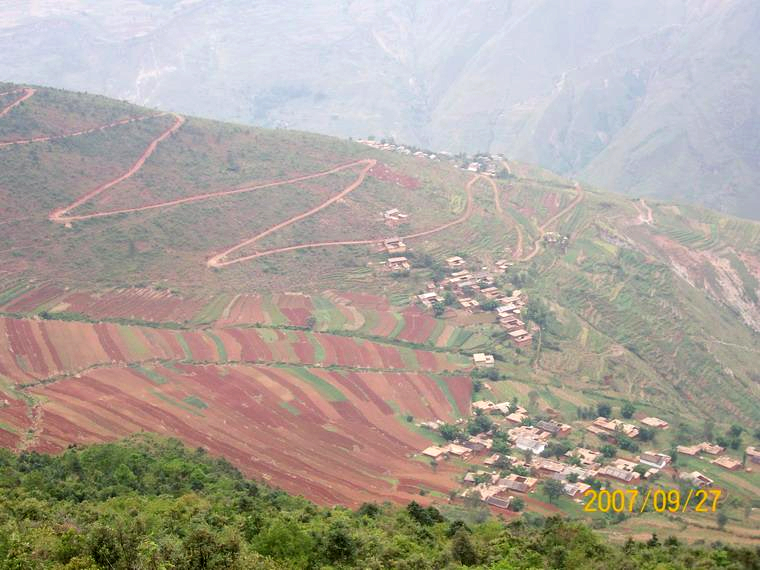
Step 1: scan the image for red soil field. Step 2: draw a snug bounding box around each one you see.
[0,394,31,448]
[0,317,463,386]
[2,284,63,312]
[368,162,421,190]
[61,288,203,323]
[0,309,470,506]
[333,292,391,310]
[216,295,269,326]
[274,293,313,327]
[26,363,468,506]
[397,306,437,344]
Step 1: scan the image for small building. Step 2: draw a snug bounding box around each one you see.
[699,442,724,455]
[459,297,480,310]
[446,256,466,268]
[417,291,443,308]
[711,456,742,471]
[532,457,566,477]
[641,417,669,429]
[473,353,495,368]
[564,482,591,498]
[383,237,407,254]
[514,437,546,455]
[676,444,702,456]
[639,452,671,470]
[597,465,640,484]
[421,446,447,460]
[508,329,533,347]
[746,446,760,464]
[505,410,528,425]
[485,492,513,510]
[445,443,472,459]
[567,448,602,467]
[682,471,713,489]
[483,453,503,466]
[386,256,411,271]
[610,458,638,472]
[472,400,496,413]
[590,417,639,439]
[499,474,538,493]
[536,419,571,437]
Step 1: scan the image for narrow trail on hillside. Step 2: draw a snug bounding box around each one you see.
[49,113,186,223]
[521,182,584,261]
[210,172,484,267]
[638,198,654,225]
[483,175,524,259]
[0,114,161,148]
[3,86,572,269]
[0,87,35,117]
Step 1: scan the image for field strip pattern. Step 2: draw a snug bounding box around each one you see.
[0,313,472,505]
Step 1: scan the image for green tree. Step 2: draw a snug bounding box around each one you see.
[439,424,462,441]
[451,528,478,566]
[544,479,564,504]
[621,401,635,419]
[597,402,612,417]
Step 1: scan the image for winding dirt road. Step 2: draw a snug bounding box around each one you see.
[49,114,186,223]
[483,175,524,259]
[0,114,161,149]
[521,182,584,261]
[5,84,582,268]
[209,171,483,267]
[638,198,654,225]
[0,87,35,118]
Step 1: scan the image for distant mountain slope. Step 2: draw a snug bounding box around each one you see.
[1,84,758,432]
[1,0,758,217]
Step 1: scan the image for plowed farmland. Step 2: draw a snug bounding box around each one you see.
[25,364,467,505]
[0,314,472,505]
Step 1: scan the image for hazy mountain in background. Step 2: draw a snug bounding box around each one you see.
[2,0,759,217]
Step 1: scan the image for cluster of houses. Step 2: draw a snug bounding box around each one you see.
[355,138,507,178]
[416,402,753,513]
[356,138,443,161]
[415,256,532,347]
[676,441,750,472]
[586,416,640,440]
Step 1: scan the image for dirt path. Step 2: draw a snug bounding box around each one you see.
[0,114,161,148]
[49,114,186,223]
[0,87,35,118]
[483,175,524,258]
[210,171,483,267]
[521,182,584,261]
[15,401,43,453]
[638,198,654,225]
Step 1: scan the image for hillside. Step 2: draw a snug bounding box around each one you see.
[1,84,759,541]
[2,0,759,218]
[3,436,757,569]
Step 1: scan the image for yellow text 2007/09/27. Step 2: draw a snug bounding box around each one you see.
[583,488,721,513]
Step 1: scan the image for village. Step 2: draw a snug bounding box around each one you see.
[355,138,507,178]
[414,369,757,513]
[357,137,756,518]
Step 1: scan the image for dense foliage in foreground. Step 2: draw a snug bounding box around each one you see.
[0,436,757,569]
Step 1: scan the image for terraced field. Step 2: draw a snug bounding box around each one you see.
[0,313,471,504]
